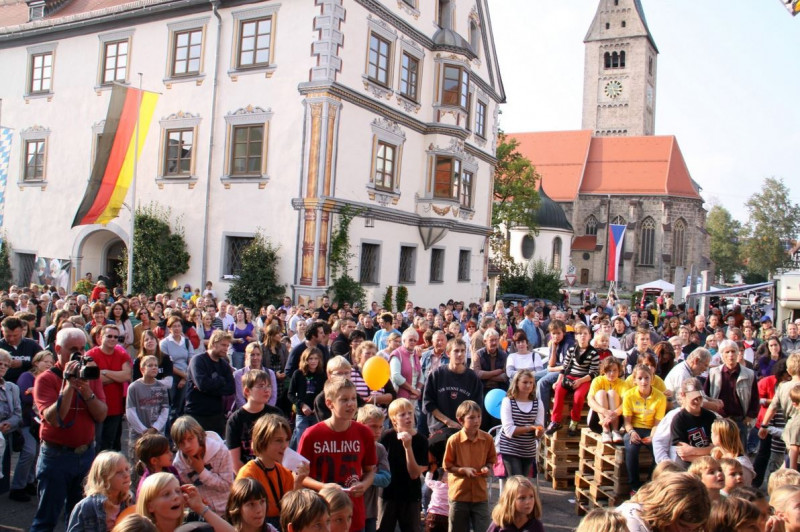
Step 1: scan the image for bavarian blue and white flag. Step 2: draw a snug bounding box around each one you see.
[0,127,11,228]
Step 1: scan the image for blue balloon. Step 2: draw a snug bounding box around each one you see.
[484,388,505,419]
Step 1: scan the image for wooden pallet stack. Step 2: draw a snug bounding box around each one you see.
[538,396,590,490]
[574,428,653,515]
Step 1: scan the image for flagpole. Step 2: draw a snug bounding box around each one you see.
[127,74,142,295]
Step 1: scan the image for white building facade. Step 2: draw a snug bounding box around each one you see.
[0,0,504,307]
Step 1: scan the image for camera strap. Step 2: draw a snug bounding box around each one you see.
[50,366,77,429]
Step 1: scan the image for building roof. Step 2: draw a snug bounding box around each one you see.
[532,186,573,231]
[508,130,593,202]
[572,235,597,251]
[508,131,702,201]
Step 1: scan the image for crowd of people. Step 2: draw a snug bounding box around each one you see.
[0,279,799,531]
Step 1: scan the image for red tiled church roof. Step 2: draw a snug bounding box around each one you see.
[508,131,702,201]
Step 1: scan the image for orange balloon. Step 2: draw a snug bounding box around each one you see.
[362,356,391,391]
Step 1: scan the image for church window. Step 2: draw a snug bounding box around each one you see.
[521,235,535,259]
[585,215,598,236]
[605,22,610,30]
[604,52,611,69]
[620,51,626,67]
[611,215,625,225]
[639,217,656,266]
[648,56,653,75]
[614,0,619,5]
[673,219,687,267]
[612,52,619,68]
[621,20,626,28]
[552,238,562,270]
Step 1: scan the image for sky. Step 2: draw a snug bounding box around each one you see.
[488,0,800,217]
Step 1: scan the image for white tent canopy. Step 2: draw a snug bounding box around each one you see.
[635,279,675,292]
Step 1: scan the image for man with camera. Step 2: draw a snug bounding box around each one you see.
[86,324,132,452]
[32,328,107,532]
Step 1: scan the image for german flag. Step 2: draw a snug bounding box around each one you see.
[72,85,158,227]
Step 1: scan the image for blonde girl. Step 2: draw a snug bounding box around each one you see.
[319,486,354,532]
[710,417,755,486]
[587,357,625,443]
[135,472,233,532]
[67,451,133,532]
[615,472,710,532]
[487,476,543,532]
[771,484,800,532]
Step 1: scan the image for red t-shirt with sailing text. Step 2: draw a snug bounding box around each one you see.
[298,420,377,532]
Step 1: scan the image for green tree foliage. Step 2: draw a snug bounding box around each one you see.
[118,203,190,294]
[0,237,13,288]
[706,205,743,283]
[491,132,541,276]
[395,285,408,313]
[328,206,366,307]
[743,177,800,279]
[498,260,562,301]
[227,232,285,309]
[382,285,394,312]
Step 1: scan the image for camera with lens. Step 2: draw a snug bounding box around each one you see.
[65,353,100,380]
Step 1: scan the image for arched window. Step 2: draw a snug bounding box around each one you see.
[612,51,619,68]
[620,50,626,67]
[639,217,656,266]
[673,219,686,267]
[552,237,562,270]
[585,215,598,236]
[611,215,626,226]
[604,52,611,68]
[469,20,480,53]
[521,235,535,260]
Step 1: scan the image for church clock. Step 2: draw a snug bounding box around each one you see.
[604,80,623,99]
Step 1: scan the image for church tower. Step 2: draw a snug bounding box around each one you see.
[582,0,658,136]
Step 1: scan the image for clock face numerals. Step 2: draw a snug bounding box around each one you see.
[604,80,623,99]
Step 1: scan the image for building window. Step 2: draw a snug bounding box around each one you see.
[360,243,380,285]
[171,28,203,76]
[585,215,598,236]
[29,52,53,94]
[604,51,626,69]
[458,249,470,282]
[673,219,686,267]
[368,33,391,86]
[621,21,626,28]
[605,22,610,30]
[430,248,444,283]
[639,217,656,266]
[552,237,562,270]
[433,156,460,201]
[24,140,46,181]
[16,253,36,286]
[438,0,452,29]
[399,246,416,284]
[469,21,480,53]
[521,235,535,259]
[163,129,194,176]
[460,170,473,209]
[230,125,264,175]
[441,65,469,110]
[237,17,272,68]
[399,53,419,101]
[224,236,254,276]
[611,215,626,226]
[374,141,396,190]
[101,40,129,84]
[475,101,487,138]
[649,56,653,75]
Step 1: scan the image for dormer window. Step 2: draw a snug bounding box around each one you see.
[28,0,44,21]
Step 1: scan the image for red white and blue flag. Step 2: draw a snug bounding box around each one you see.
[607,224,626,282]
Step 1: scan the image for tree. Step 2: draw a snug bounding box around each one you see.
[328,206,366,307]
[0,237,13,288]
[118,203,190,294]
[706,205,743,282]
[497,260,562,301]
[743,177,800,278]
[227,232,285,309]
[491,131,540,275]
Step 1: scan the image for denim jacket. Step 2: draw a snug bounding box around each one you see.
[67,493,131,532]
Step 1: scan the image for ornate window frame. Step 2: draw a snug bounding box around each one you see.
[367,118,406,205]
[96,29,134,90]
[228,3,280,80]
[156,111,201,188]
[221,105,273,187]
[19,125,51,189]
[362,16,397,100]
[164,17,209,87]
[639,216,656,266]
[396,37,423,113]
[422,138,478,216]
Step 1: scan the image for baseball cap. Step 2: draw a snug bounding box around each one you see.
[761,315,772,323]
